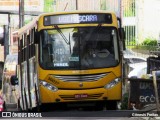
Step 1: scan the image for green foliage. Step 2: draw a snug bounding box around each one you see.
[24,19,31,25]
[142,38,157,46]
[124,9,135,17]
[100,0,106,10]
[44,0,54,12]
[128,37,158,54]
[127,38,136,46]
[121,93,129,110]
[124,1,135,17]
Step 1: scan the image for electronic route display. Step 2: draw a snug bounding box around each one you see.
[44,13,112,26]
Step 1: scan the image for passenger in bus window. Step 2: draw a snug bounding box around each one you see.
[81,34,116,68]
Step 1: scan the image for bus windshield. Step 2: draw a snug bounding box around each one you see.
[39,27,119,70]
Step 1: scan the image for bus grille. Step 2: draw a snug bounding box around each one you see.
[59,93,103,100]
[54,73,107,82]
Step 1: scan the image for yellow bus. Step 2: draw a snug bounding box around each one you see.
[11,11,125,111]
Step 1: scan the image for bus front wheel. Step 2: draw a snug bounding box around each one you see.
[106,100,117,110]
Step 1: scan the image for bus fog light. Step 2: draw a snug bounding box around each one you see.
[40,81,58,92]
[104,78,121,89]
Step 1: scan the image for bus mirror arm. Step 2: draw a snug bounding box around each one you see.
[118,28,126,50]
[11,75,18,86]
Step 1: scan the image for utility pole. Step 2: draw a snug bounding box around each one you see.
[3,25,9,60]
[19,0,24,28]
[76,0,78,10]
[152,71,160,114]
[3,13,11,60]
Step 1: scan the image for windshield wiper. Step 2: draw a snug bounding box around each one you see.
[54,25,69,44]
[95,23,102,31]
[91,23,102,49]
[85,23,102,41]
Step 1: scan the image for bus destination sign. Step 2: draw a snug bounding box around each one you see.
[44,13,112,26]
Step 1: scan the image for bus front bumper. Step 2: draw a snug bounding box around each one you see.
[39,82,122,103]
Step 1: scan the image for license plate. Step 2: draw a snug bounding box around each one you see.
[75,94,88,99]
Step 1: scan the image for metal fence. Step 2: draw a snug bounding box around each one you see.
[122,0,159,59]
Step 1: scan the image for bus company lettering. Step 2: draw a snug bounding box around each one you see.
[11,112,42,118]
[79,15,97,22]
[48,76,59,85]
[59,15,98,23]
[59,15,78,23]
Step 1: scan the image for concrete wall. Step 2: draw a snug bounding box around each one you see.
[0,0,44,62]
[136,0,160,42]
[142,0,160,40]
[0,0,43,11]
[0,0,44,26]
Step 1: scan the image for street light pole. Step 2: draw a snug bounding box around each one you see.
[3,14,10,60]
[19,0,24,28]
[76,0,78,10]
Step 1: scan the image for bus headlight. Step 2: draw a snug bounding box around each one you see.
[40,81,58,92]
[104,78,121,89]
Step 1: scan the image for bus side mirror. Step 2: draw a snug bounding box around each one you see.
[118,28,126,50]
[10,75,18,86]
[118,28,125,40]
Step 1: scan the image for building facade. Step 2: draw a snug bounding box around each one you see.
[52,0,121,18]
[0,0,44,61]
[123,0,160,44]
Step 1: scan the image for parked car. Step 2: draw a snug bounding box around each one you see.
[123,54,147,78]
[124,55,146,64]
[128,62,147,78]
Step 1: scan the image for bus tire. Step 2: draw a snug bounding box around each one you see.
[106,100,117,110]
[95,102,104,111]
